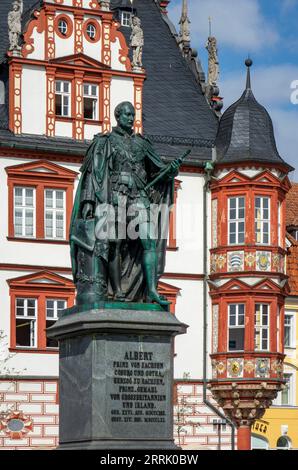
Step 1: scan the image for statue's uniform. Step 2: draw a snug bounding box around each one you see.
[81,126,163,242]
[71,124,174,304]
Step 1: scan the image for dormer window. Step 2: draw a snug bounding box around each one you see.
[83,84,98,120]
[121,11,132,27]
[55,81,71,117]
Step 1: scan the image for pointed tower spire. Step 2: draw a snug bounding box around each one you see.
[179,0,191,48]
[245,57,252,90]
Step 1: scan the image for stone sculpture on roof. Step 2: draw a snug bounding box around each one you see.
[206,36,219,86]
[130,16,144,71]
[8,0,23,53]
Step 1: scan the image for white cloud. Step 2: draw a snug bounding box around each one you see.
[219,64,298,107]
[169,0,279,51]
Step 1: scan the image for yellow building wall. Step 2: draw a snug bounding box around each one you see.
[252,300,298,449]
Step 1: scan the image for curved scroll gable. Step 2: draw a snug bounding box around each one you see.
[110,21,131,72]
[21,9,46,59]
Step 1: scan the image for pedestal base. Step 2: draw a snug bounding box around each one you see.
[48,307,187,450]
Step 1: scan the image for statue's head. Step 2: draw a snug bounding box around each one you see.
[115,102,135,133]
[132,16,141,26]
[12,1,20,11]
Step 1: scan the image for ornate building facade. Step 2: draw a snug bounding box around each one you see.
[0,0,293,450]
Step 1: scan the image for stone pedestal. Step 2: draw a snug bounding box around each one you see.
[47,306,187,450]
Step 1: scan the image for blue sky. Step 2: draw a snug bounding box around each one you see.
[168,0,298,179]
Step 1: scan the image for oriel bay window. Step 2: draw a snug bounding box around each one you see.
[6,160,77,243]
[228,304,245,351]
[255,304,269,351]
[255,196,270,244]
[228,197,245,245]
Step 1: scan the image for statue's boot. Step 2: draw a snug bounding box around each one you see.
[143,249,170,307]
[109,250,125,301]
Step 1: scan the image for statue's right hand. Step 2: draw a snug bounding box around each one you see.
[82,202,94,220]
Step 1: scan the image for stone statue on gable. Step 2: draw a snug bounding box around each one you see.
[8,0,23,52]
[130,16,144,71]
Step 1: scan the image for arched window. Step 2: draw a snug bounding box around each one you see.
[276,436,291,450]
[251,435,269,450]
[0,80,5,105]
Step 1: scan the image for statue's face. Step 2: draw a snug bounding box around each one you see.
[117,104,135,132]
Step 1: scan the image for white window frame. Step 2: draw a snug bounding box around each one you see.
[273,373,295,407]
[121,11,132,27]
[228,197,245,245]
[58,19,68,36]
[44,189,66,240]
[86,23,96,39]
[228,304,245,352]
[255,196,270,245]
[255,304,270,351]
[15,298,37,348]
[55,80,71,117]
[46,299,67,320]
[278,201,282,247]
[83,83,98,121]
[284,313,295,349]
[13,186,36,238]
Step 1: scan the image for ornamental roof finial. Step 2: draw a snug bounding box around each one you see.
[178,0,191,48]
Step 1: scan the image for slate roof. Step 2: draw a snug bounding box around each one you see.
[0,0,217,162]
[215,62,292,170]
[112,0,218,143]
[286,183,298,228]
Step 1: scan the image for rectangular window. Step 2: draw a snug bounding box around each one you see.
[14,187,35,237]
[255,304,269,351]
[121,11,132,27]
[15,298,37,348]
[255,196,270,244]
[55,80,71,117]
[228,304,245,351]
[228,197,245,245]
[281,374,292,406]
[278,201,281,247]
[44,189,66,239]
[83,84,98,120]
[213,419,227,432]
[284,314,294,348]
[46,299,66,347]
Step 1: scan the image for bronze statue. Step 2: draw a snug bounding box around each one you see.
[70,102,188,308]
